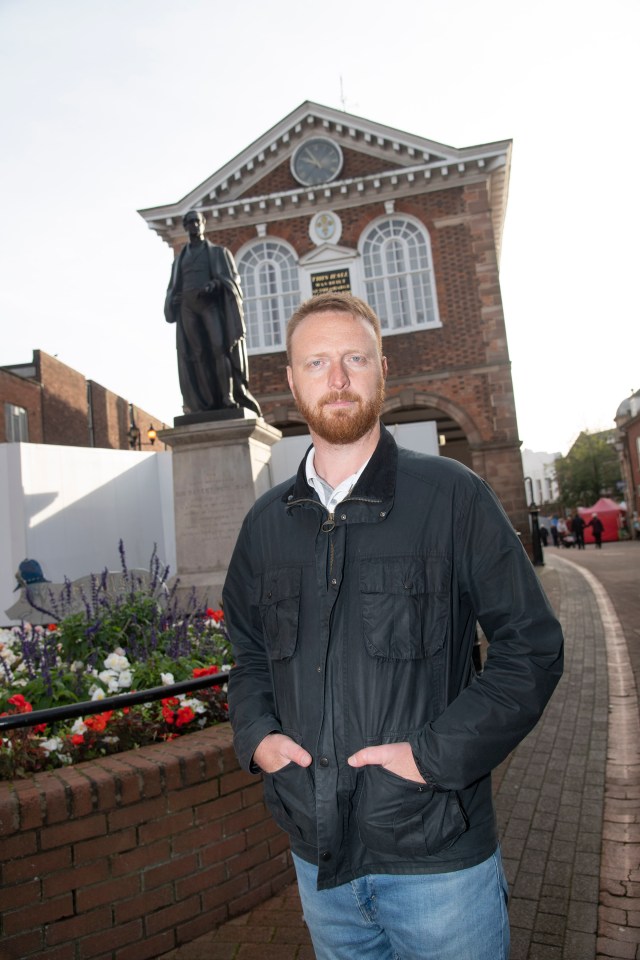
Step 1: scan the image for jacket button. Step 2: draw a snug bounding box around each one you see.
[319,756,329,767]
[316,665,322,673]
[340,514,347,520]
[331,577,337,586]
[321,851,332,861]
[379,511,386,518]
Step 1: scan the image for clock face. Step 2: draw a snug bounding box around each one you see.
[291,138,344,186]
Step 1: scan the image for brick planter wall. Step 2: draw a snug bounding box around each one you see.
[0,724,293,960]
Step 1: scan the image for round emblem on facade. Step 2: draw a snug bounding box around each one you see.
[309,211,342,246]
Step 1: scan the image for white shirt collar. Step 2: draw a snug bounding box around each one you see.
[305,447,370,512]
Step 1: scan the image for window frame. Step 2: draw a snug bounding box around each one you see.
[4,402,29,442]
[359,214,441,335]
[236,239,301,355]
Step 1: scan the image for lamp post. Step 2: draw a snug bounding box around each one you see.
[524,476,544,567]
[127,404,141,450]
[147,425,157,445]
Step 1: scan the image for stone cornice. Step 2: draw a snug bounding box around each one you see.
[138,101,511,257]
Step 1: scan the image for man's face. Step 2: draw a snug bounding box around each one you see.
[287,310,387,445]
[184,214,204,240]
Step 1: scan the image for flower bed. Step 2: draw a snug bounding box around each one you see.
[0,545,232,779]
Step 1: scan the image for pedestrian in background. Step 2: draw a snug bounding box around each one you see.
[572,511,586,549]
[587,512,605,548]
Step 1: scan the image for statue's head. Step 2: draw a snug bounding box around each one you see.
[183,209,205,239]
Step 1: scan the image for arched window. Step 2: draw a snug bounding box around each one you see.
[360,218,440,332]
[237,241,301,352]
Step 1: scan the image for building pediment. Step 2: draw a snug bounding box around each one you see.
[138,101,511,257]
[298,243,359,267]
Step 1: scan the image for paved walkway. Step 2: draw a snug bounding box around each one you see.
[163,540,640,959]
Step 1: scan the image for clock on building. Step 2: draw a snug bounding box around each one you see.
[291,137,344,186]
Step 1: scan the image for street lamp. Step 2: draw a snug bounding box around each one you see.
[147,425,157,445]
[524,476,544,567]
[127,404,141,450]
[127,424,141,449]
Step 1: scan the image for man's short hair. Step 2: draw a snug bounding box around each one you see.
[286,293,383,362]
[183,209,205,225]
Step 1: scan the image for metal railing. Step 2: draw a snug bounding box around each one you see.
[0,671,230,733]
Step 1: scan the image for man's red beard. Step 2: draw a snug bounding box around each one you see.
[294,382,385,444]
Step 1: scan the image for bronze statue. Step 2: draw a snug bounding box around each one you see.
[164,210,261,416]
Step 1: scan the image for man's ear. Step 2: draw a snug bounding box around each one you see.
[382,356,388,379]
[286,365,296,399]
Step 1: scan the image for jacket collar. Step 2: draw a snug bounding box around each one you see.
[283,423,397,516]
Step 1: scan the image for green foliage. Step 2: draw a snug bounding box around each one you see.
[0,543,232,779]
[555,431,621,508]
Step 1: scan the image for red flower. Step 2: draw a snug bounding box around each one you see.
[85,711,113,733]
[175,706,195,727]
[33,723,47,734]
[205,608,224,623]
[161,696,180,725]
[192,665,219,678]
[8,694,32,713]
[71,734,84,746]
[47,623,57,632]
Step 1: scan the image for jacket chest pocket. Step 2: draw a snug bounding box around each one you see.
[258,567,301,660]
[360,557,449,660]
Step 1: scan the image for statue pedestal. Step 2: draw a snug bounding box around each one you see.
[159,412,282,607]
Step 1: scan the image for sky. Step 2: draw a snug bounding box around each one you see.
[0,0,637,457]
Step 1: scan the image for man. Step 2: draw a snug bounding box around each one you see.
[571,511,586,549]
[586,512,605,548]
[164,210,261,416]
[224,293,563,959]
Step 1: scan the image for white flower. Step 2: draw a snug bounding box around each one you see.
[103,653,130,673]
[71,661,84,673]
[71,718,87,736]
[89,685,106,701]
[182,696,206,715]
[98,669,119,690]
[0,646,18,666]
[40,736,64,756]
[116,670,132,689]
[161,672,175,686]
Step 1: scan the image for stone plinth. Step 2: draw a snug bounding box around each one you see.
[159,413,282,606]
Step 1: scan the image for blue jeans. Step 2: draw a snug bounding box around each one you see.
[292,848,509,960]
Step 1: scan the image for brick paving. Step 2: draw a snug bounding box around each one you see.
[163,540,640,959]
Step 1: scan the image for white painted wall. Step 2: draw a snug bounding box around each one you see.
[1,444,175,625]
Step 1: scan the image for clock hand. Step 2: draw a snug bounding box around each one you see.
[302,149,322,167]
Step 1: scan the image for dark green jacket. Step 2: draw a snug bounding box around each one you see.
[224,425,563,889]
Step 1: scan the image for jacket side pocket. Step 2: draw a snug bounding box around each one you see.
[356,765,468,857]
[262,761,317,845]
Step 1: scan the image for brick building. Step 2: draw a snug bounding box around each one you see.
[1,350,167,450]
[616,388,640,521]
[139,102,531,541]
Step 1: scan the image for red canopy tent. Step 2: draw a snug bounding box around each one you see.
[578,497,624,543]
